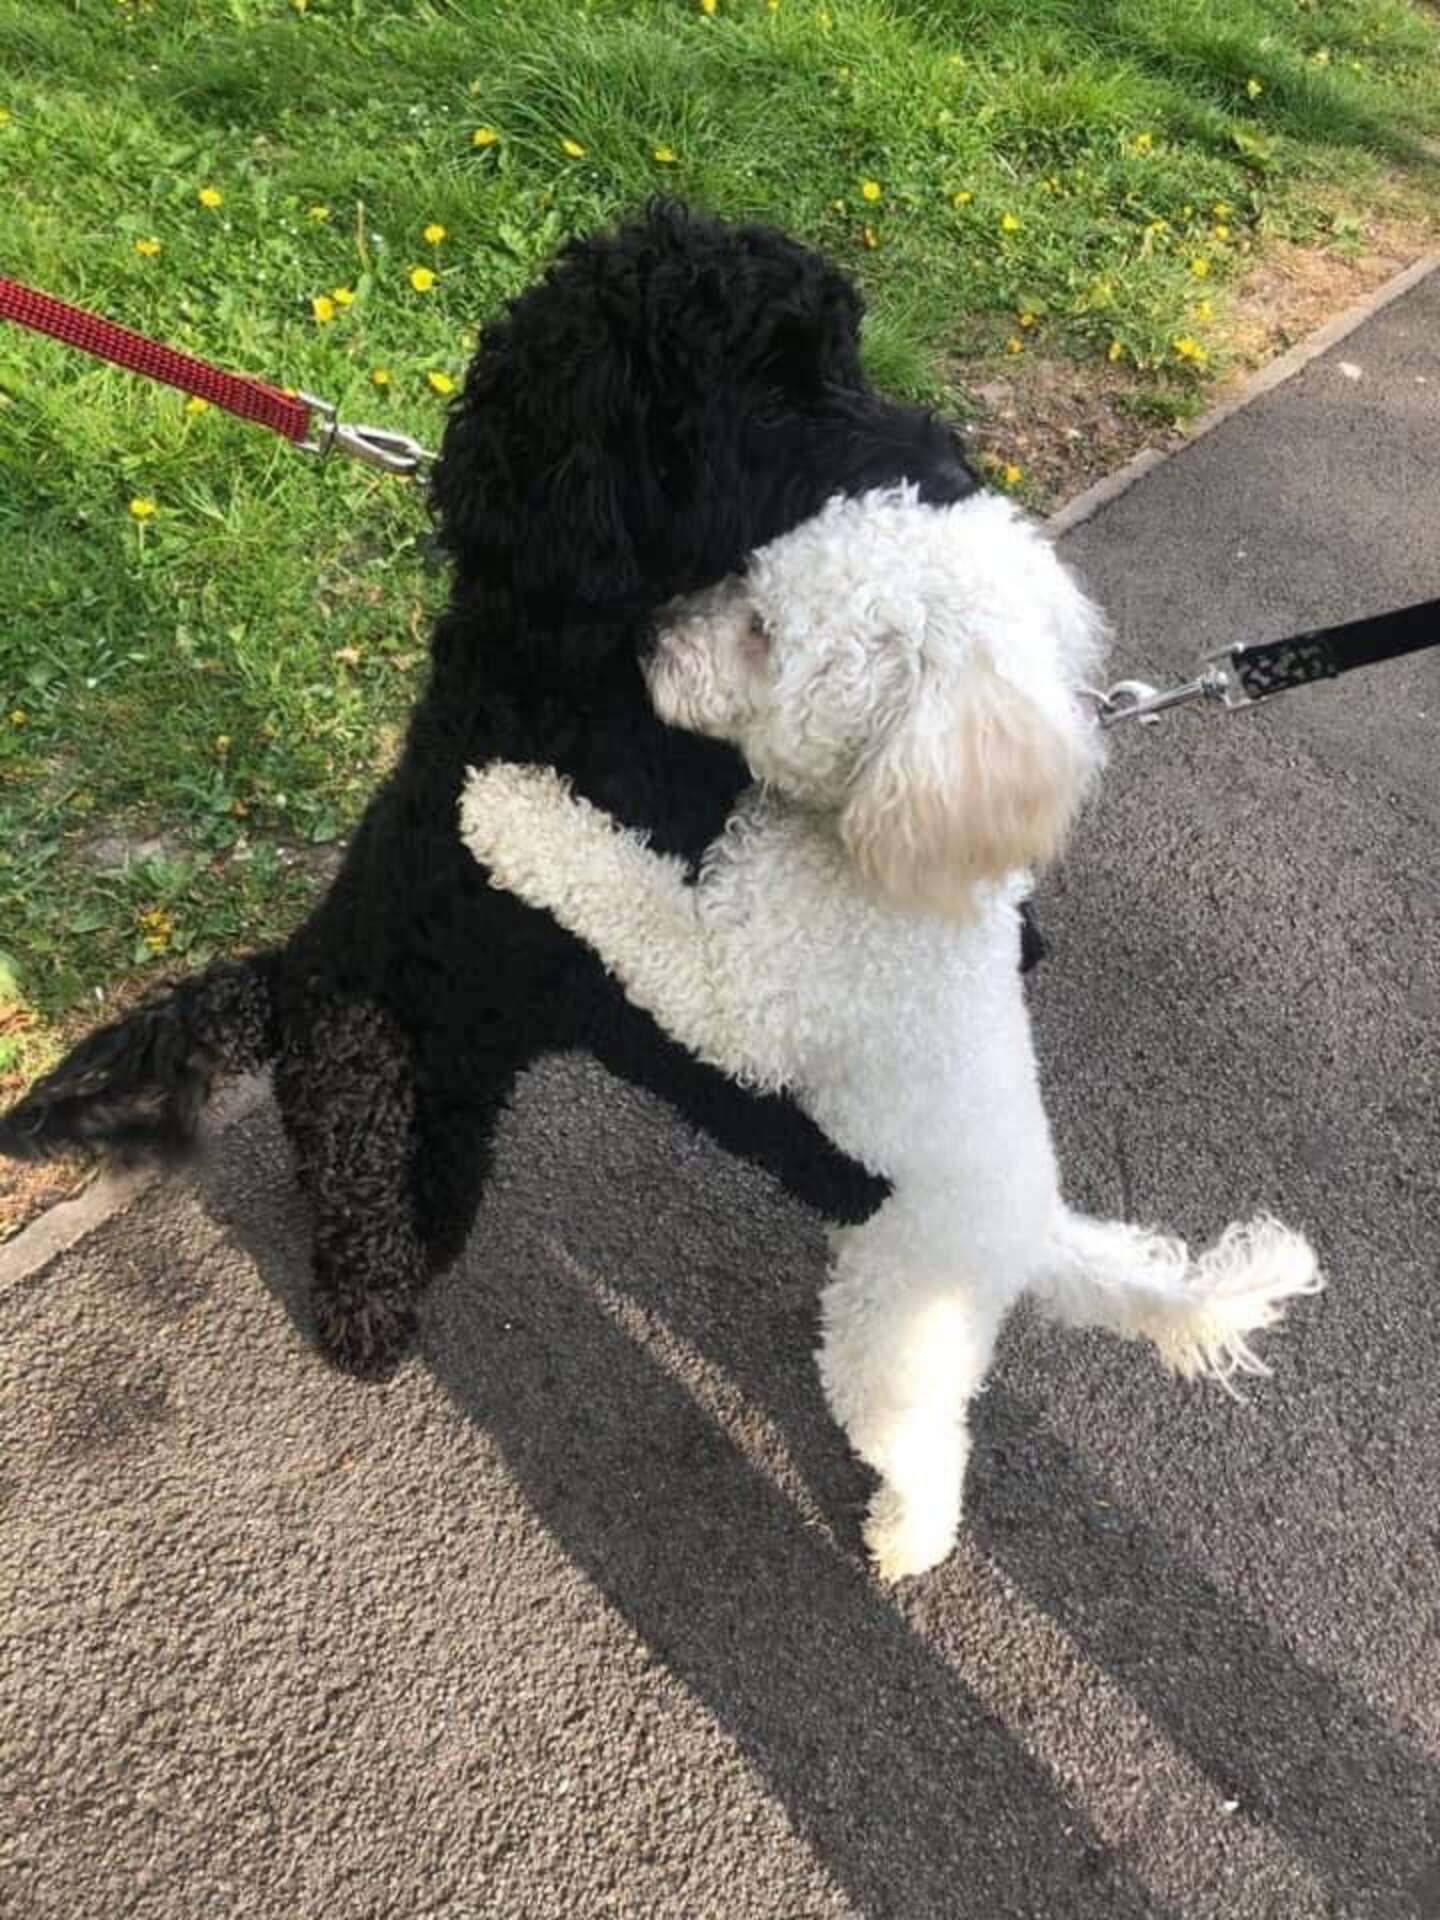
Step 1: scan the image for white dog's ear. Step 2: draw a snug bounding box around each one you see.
[839,659,1095,917]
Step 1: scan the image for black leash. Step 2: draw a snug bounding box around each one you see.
[1089,593,1440,728]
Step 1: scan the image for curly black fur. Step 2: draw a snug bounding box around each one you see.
[3,202,1028,1377]
[0,958,278,1165]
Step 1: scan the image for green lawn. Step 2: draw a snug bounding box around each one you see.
[2,0,1437,1085]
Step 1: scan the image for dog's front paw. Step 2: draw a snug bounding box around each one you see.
[863,1484,959,1583]
[459,761,574,885]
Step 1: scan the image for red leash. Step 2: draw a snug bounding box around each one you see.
[0,274,433,475]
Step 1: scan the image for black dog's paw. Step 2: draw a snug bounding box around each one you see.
[311,1280,419,1382]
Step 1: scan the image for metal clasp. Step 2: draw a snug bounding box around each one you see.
[297,392,436,478]
[1082,661,1239,729]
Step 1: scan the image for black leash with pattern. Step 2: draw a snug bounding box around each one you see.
[1088,594,1439,728]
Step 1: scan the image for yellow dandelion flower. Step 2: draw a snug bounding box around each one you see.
[371,367,391,387]
[700,0,717,13]
[1213,223,1230,242]
[0,107,10,126]
[10,709,27,727]
[134,236,161,258]
[311,293,336,323]
[1017,310,1037,329]
[184,395,209,415]
[860,180,882,203]
[197,185,223,208]
[831,198,846,212]
[307,204,331,221]
[768,0,780,10]
[952,189,973,208]
[1213,201,1232,218]
[1132,131,1154,153]
[138,907,175,954]
[1000,212,1021,233]
[409,266,437,292]
[331,285,355,307]
[1246,76,1264,98]
[1172,335,1208,365]
[214,734,231,756]
[471,127,498,148]
[1189,256,1210,277]
[423,222,447,246]
[560,136,586,159]
[1004,335,1024,355]
[129,497,156,520]
[1107,339,1124,362]
[861,225,880,250]
[1146,217,1168,235]
[653,145,677,165]
[1192,299,1214,321]
[1001,464,1023,488]
[427,370,456,395]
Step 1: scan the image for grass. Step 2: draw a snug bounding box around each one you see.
[1,0,1438,1098]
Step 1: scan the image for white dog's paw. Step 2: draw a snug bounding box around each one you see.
[461,759,571,831]
[459,761,576,880]
[1161,1215,1323,1389]
[863,1485,959,1583]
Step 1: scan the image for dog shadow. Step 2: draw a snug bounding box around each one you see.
[970,1387,1440,1918]
[212,1068,1439,1920]
[218,1125,1167,1919]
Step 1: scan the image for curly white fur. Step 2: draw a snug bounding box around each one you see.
[460,486,1322,1581]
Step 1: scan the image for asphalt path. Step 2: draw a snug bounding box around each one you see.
[4,267,1438,1919]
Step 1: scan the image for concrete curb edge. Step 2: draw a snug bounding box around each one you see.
[0,1075,268,1296]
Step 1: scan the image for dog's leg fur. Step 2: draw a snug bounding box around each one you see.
[461,763,780,1087]
[1030,1209,1322,1389]
[818,1199,1011,1582]
[272,995,429,1381]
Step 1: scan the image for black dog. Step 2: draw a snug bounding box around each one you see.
[3,202,1034,1377]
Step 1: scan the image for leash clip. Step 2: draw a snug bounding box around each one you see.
[297,393,436,477]
[1083,659,1240,729]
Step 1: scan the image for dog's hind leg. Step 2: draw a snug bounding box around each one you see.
[1031,1209,1322,1391]
[273,992,430,1382]
[817,1203,1009,1582]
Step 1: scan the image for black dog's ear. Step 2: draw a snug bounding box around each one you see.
[531,438,642,612]
[427,326,641,617]
[751,276,866,397]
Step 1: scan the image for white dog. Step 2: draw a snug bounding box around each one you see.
[460,486,1321,1581]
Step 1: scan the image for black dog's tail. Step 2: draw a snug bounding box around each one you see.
[0,954,282,1165]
